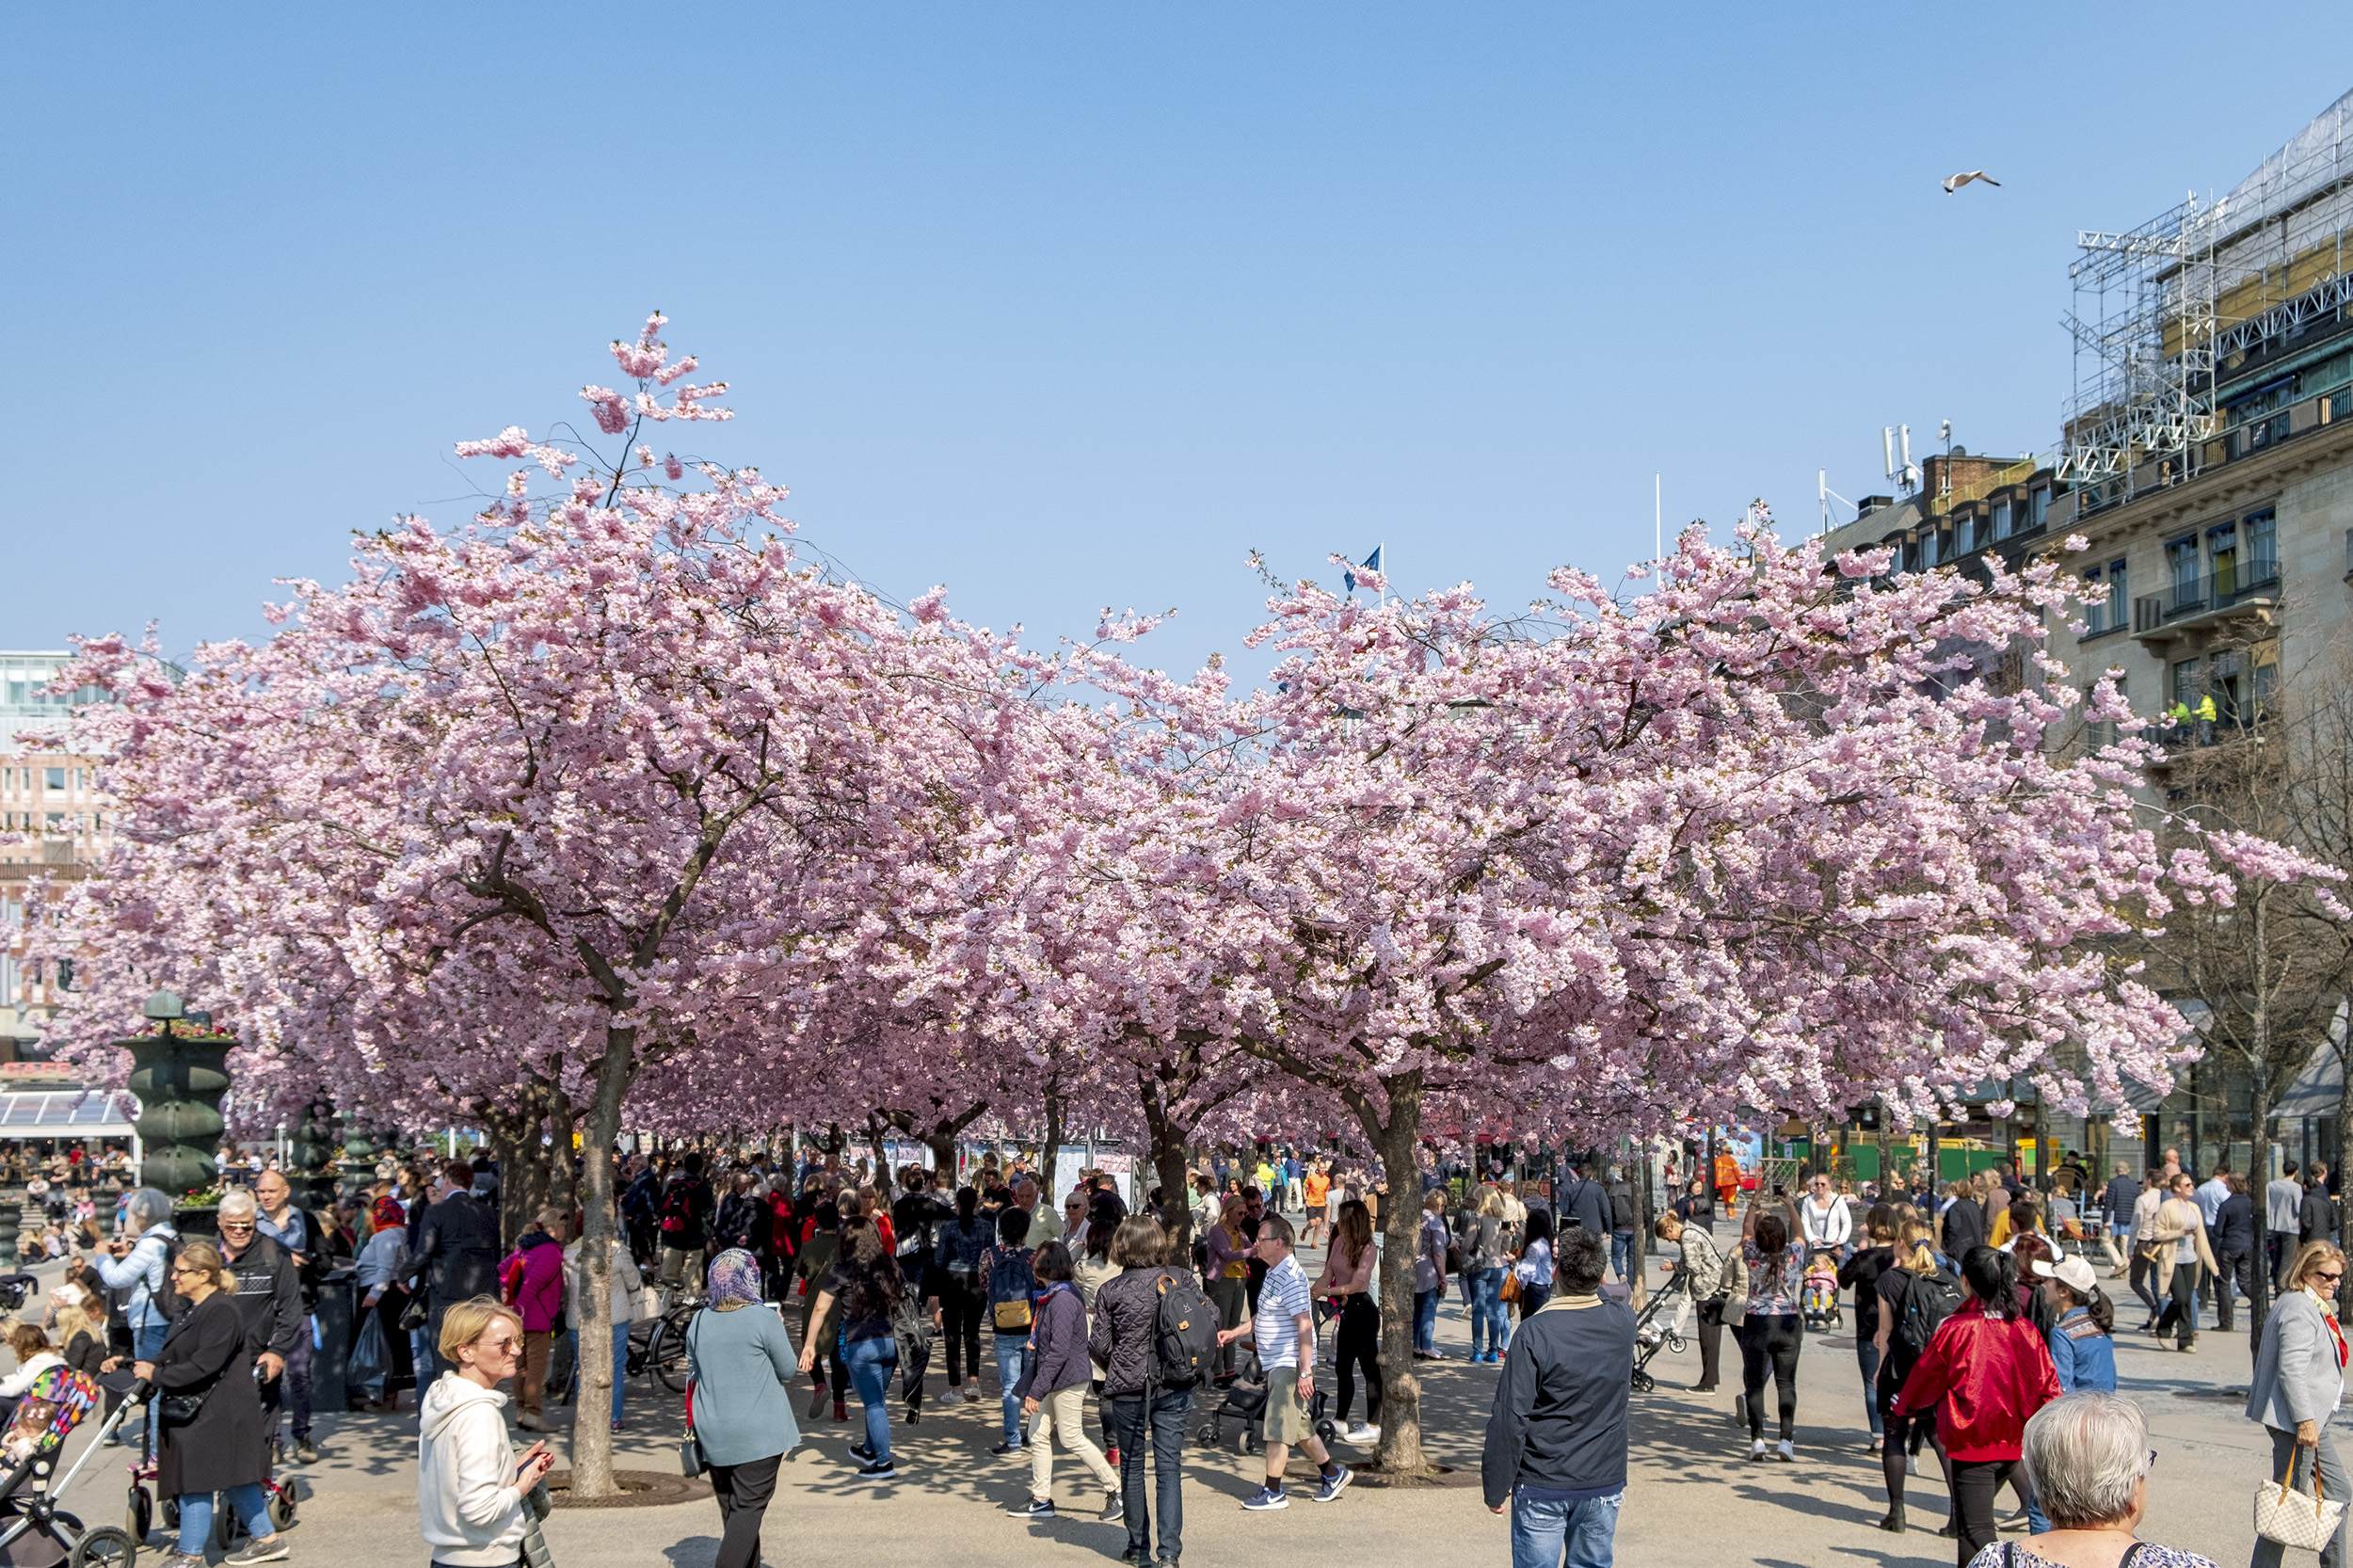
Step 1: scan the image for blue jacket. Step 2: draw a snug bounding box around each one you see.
[2047,1306,2115,1393]
[683,1304,802,1466]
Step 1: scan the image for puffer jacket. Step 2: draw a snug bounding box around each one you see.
[1012,1284,1090,1400]
[1089,1265,1177,1399]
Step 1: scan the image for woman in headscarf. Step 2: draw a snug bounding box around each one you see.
[686,1248,803,1568]
[353,1192,417,1412]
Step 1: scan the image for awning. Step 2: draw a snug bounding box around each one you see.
[0,1089,138,1140]
[2275,1050,2348,1121]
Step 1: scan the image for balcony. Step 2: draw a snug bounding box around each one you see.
[2132,556,2281,641]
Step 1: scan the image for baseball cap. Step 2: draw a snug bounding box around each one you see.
[2030,1254,2098,1295]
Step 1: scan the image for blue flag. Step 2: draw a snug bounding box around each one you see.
[1343,546,1382,594]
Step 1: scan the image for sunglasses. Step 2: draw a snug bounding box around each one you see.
[218,1221,256,1232]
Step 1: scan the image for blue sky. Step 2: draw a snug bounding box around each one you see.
[6,6,2348,680]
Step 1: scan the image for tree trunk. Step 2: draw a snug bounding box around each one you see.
[568,1022,635,1499]
[1042,1083,1065,1207]
[1142,1074,1194,1251]
[548,1083,577,1212]
[2337,1032,2353,1325]
[2251,1062,2276,1353]
[866,1115,894,1203]
[1360,1068,1433,1479]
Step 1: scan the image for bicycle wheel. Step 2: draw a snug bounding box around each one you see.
[650,1318,693,1394]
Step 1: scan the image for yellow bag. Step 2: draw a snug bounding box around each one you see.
[993,1298,1032,1332]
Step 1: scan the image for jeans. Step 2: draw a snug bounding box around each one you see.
[1737,1313,1801,1442]
[1950,1458,2019,1565]
[1108,1386,1191,1561]
[2217,1250,2253,1333]
[709,1450,780,1568]
[2257,1426,2351,1568]
[568,1320,632,1425]
[1465,1268,1507,1355]
[992,1336,1030,1446]
[1413,1288,1439,1353]
[280,1321,312,1441]
[1519,1284,1551,1316]
[1509,1489,1623,1568]
[1854,1336,1882,1437]
[177,1482,272,1555]
[131,1320,166,1449]
[843,1334,898,1464]
[1609,1230,1635,1284]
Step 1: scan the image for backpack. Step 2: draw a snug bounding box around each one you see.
[1150,1267,1219,1389]
[147,1226,187,1323]
[499,1249,529,1305]
[987,1246,1036,1331]
[658,1179,698,1238]
[1893,1270,1964,1368]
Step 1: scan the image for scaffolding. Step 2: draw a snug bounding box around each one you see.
[2061,87,2353,500]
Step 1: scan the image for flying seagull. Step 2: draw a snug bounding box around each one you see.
[1943,170,2002,194]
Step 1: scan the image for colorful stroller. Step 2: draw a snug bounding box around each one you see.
[1800,1252,1842,1331]
[0,1363,138,1567]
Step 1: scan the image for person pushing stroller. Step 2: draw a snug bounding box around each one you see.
[1214,1214,1351,1511]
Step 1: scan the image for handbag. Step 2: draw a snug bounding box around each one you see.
[398,1290,430,1335]
[2254,1456,2345,1552]
[680,1321,708,1478]
[155,1389,207,1426]
[1499,1269,1521,1304]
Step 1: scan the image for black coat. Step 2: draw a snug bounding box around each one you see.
[2213,1192,2258,1257]
[2302,1188,2340,1248]
[220,1233,303,1362]
[154,1291,267,1497]
[1942,1197,1988,1259]
[407,1192,503,1304]
[1088,1265,1177,1399]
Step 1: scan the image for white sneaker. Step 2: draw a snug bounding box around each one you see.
[1748,1439,1769,1461]
[1345,1423,1380,1445]
[1775,1440,1796,1462]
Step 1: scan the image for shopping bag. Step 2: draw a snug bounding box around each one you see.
[347,1311,388,1392]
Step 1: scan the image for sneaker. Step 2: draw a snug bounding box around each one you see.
[1005,1497,1056,1519]
[1100,1490,1124,1523]
[1241,1485,1289,1511]
[1748,1439,1769,1462]
[991,1441,1027,1457]
[1775,1440,1795,1462]
[2178,1339,2199,1354]
[905,1403,921,1426]
[1344,1423,1380,1445]
[156,1556,208,1568]
[221,1538,291,1566]
[808,1387,827,1418]
[515,1412,545,1432]
[850,1441,876,1463]
[857,1457,897,1479]
[1313,1465,1352,1502]
[1732,1393,1747,1429]
[294,1437,320,1464]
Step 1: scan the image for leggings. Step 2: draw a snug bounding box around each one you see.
[1737,1313,1801,1442]
[1876,1365,1949,1509]
[1334,1293,1383,1426]
[1950,1458,2020,1565]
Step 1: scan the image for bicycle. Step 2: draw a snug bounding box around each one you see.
[555,1294,703,1404]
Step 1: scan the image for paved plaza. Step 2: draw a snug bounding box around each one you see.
[22,1245,2283,1567]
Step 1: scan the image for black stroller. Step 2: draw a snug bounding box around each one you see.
[1193,1301,1341,1456]
[0,1363,139,1567]
[1628,1270,1691,1394]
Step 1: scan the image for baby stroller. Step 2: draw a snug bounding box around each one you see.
[1193,1307,1340,1457]
[1800,1252,1842,1332]
[1628,1271,1689,1394]
[0,1363,139,1567]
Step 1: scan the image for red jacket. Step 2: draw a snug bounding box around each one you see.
[1891,1302,2060,1460]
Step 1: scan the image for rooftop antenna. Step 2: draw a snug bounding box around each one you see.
[1885,425,1920,494]
[1819,469,1857,536]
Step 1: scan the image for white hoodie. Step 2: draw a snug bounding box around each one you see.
[417,1372,526,1566]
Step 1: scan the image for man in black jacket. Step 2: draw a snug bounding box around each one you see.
[216,1187,304,1462]
[406,1159,504,1375]
[2301,1162,2339,1254]
[1482,1225,1633,1563]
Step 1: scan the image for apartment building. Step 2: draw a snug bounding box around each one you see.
[0,651,114,1056]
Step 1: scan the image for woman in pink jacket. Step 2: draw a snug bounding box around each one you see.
[502,1206,569,1432]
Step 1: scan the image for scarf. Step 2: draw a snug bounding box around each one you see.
[706,1247,763,1311]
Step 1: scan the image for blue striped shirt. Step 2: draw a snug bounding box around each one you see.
[1254,1254,1313,1369]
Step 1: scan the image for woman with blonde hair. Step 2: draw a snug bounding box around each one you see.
[142,1240,287,1566]
[1312,1197,1383,1444]
[420,1297,555,1568]
[1462,1184,1511,1362]
[2249,1240,2350,1568]
[1870,1221,1957,1533]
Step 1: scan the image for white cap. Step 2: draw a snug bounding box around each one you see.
[2030,1253,2098,1295]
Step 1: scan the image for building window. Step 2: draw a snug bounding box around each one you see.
[2083,568,2108,634]
[2256,658,2280,716]
[2214,650,2244,725]
[2108,559,2127,626]
[41,768,62,792]
[2246,507,2279,581]
[42,813,62,833]
[2172,657,2201,710]
[1954,513,1977,555]
[1992,499,2012,540]
[2031,487,2051,529]
[1920,530,1941,568]
[2168,537,2201,608]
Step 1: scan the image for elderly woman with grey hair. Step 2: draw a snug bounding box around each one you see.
[93,1187,178,1448]
[1967,1390,2216,1568]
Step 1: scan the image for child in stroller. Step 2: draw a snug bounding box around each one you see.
[0,1362,140,1567]
[1800,1250,1842,1331]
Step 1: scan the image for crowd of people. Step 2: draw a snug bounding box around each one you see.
[4,1133,2342,1568]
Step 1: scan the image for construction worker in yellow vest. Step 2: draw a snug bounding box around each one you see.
[2195,693,2217,743]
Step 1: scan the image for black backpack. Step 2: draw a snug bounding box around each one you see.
[1151,1268,1219,1389]
[1893,1269,1964,1368]
[147,1225,187,1323]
